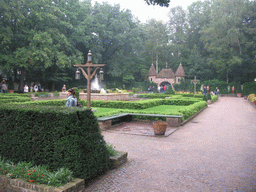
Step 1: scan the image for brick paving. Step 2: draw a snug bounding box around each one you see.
[107,121,179,137]
[85,97,256,192]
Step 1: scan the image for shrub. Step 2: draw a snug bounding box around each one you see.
[207,93,211,100]
[203,95,207,101]
[0,104,110,182]
[165,86,176,94]
[242,82,256,96]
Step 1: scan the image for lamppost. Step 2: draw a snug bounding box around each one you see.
[74,50,105,108]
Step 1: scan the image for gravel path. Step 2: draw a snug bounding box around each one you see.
[85,97,256,192]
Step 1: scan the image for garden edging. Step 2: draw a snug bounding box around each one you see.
[0,175,85,192]
[181,105,208,126]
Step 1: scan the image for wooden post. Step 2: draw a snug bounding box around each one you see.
[191,76,200,95]
[74,51,105,108]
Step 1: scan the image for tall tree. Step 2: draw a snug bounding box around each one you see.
[200,0,245,83]
[91,3,145,87]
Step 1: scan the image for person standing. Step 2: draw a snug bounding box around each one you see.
[65,88,77,107]
[203,86,207,95]
[2,82,7,93]
[207,85,210,94]
[62,84,66,92]
[163,85,167,92]
[34,84,38,92]
[215,87,220,96]
[38,83,41,92]
[232,85,235,94]
[23,84,29,93]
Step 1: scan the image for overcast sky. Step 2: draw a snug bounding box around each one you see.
[91,0,202,23]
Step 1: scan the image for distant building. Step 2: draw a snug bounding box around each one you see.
[147,63,186,87]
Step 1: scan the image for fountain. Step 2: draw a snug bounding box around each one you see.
[79,75,129,101]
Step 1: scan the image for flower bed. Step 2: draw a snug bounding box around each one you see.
[0,175,85,192]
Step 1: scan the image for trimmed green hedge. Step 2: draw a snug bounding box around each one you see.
[0,104,110,181]
[178,101,207,121]
[0,97,32,104]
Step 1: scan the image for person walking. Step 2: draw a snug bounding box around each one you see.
[65,88,77,107]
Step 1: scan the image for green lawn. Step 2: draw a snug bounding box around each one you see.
[139,105,187,113]
[93,105,188,117]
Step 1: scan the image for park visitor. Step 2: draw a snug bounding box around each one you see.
[203,86,207,95]
[232,85,235,94]
[62,84,66,92]
[215,87,220,96]
[207,85,210,93]
[1,82,7,93]
[23,84,29,93]
[65,88,77,107]
[34,84,38,92]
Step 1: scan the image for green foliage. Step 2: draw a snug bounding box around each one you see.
[203,95,207,101]
[207,93,211,100]
[0,104,110,182]
[242,82,256,95]
[165,86,176,94]
[0,157,73,187]
[211,95,218,102]
[178,101,207,121]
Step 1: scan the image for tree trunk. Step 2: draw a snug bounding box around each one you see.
[226,69,229,84]
[19,67,25,92]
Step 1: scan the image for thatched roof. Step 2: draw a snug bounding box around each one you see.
[175,63,186,77]
[157,68,175,78]
[148,64,158,76]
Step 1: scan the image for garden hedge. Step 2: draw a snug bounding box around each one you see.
[0,104,110,182]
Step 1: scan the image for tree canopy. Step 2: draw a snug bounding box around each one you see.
[0,0,255,91]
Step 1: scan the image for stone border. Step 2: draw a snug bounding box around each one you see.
[0,175,85,192]
[109,151,128,169]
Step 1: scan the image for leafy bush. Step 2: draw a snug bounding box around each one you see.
[0,157,73,187]
[207,93,211,100]
[0,104,110,182]
[242,82,256,95]
[165,86,176,94]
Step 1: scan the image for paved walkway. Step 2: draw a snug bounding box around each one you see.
[85,97,256,192]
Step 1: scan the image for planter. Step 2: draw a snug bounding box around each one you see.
[153,121,167,135]
[0,175,85,192]
[237,93,242,97]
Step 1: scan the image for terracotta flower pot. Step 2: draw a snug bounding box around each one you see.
[153,121,167,135]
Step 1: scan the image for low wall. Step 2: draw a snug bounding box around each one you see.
[60,92,129,101]
[0,175,85,192]
[80,93,129,101]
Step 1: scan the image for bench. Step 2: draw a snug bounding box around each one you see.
[97,113,182,130]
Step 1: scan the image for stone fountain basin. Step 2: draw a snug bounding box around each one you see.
[59,92,129,101]
[79,93,129,101]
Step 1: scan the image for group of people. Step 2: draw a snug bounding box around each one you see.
[148,85,168,93]
[24,83,43,93]
[203,85,220,96]
[156,85,167,93]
